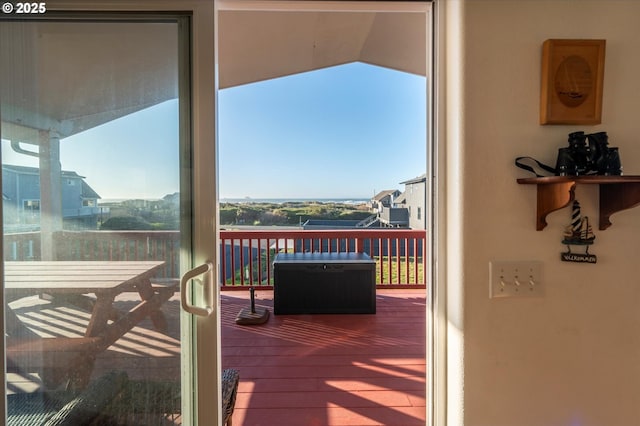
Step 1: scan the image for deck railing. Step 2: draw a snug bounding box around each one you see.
[3,229,427,288]
[3,230,180,278]
[219,229,426,289]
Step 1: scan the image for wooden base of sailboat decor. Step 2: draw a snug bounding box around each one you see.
[561,245,597,263]
[561,200,597,264]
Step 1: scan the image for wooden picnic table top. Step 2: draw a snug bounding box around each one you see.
[5,260,174,389]
[4,261,165,295]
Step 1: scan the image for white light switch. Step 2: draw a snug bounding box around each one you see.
[489,261,543,298]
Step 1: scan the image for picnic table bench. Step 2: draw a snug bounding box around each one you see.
[5,261,178,389]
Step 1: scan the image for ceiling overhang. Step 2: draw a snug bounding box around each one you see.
[218,10,426,89]
[0,21,178,141]
[0,10,425,141]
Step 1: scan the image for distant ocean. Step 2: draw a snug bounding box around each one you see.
[99,197,370,205]
[220,198,369,205]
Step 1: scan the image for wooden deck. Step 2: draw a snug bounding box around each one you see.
[7,289,426,425]
[222,289,426,426]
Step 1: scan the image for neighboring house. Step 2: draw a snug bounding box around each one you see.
[162,192,180,207]
[398,173,427,230]
[370,189,401,213]
[367,175,427,229]
[2,165,102,231]
[371,189,409,228]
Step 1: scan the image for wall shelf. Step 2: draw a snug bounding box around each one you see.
[517,176,640,230]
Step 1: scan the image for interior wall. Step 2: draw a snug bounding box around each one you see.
[458,1,640,425]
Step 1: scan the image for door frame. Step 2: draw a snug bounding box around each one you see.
[0,2,449,426]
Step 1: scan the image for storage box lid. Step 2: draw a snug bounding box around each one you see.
[273,252,374,264]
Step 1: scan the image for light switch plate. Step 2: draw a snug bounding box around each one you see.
[489,261,543,298]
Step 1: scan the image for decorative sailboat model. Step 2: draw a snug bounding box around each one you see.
[561,200,597,263]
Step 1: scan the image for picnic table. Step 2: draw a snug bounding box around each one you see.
[4,260,178,389]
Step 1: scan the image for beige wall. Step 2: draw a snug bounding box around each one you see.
[452,1,640,425]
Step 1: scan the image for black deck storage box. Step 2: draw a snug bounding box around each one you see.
[273,252,376,315]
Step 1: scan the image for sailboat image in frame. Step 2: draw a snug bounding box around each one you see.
[561,200,597,263]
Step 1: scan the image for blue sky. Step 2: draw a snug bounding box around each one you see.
[2,62,426,200]
[219,62,426,199]
[2,100,180,200]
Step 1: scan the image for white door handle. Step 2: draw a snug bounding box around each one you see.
[180,262,214,316]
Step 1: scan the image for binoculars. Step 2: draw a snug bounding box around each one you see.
[555,131,622,176]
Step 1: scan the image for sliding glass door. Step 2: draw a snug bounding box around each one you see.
[1,9,220,425]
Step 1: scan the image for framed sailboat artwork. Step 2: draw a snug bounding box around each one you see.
[540,39,606,125]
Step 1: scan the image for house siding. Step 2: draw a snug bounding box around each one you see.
[2,166,101,231]
[400,174,426,230]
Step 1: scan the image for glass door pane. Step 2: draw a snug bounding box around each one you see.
[2,17,188,424]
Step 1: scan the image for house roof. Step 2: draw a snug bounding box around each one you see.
[81,181,101,200]
[394,192,407,204]
[2,164,101,199]
[400,173,427,185]
[372,189,399,201]
[3,164,83,178]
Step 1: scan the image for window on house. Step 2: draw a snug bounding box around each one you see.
[23,200,40,211]
[82,199,96,207]
[417,206,421,220]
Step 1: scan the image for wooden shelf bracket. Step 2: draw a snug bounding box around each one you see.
[599,182,640,230]
[535,180,576,230]
[518,176,640,231]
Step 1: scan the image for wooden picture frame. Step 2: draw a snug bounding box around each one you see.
[540,39,606,125]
